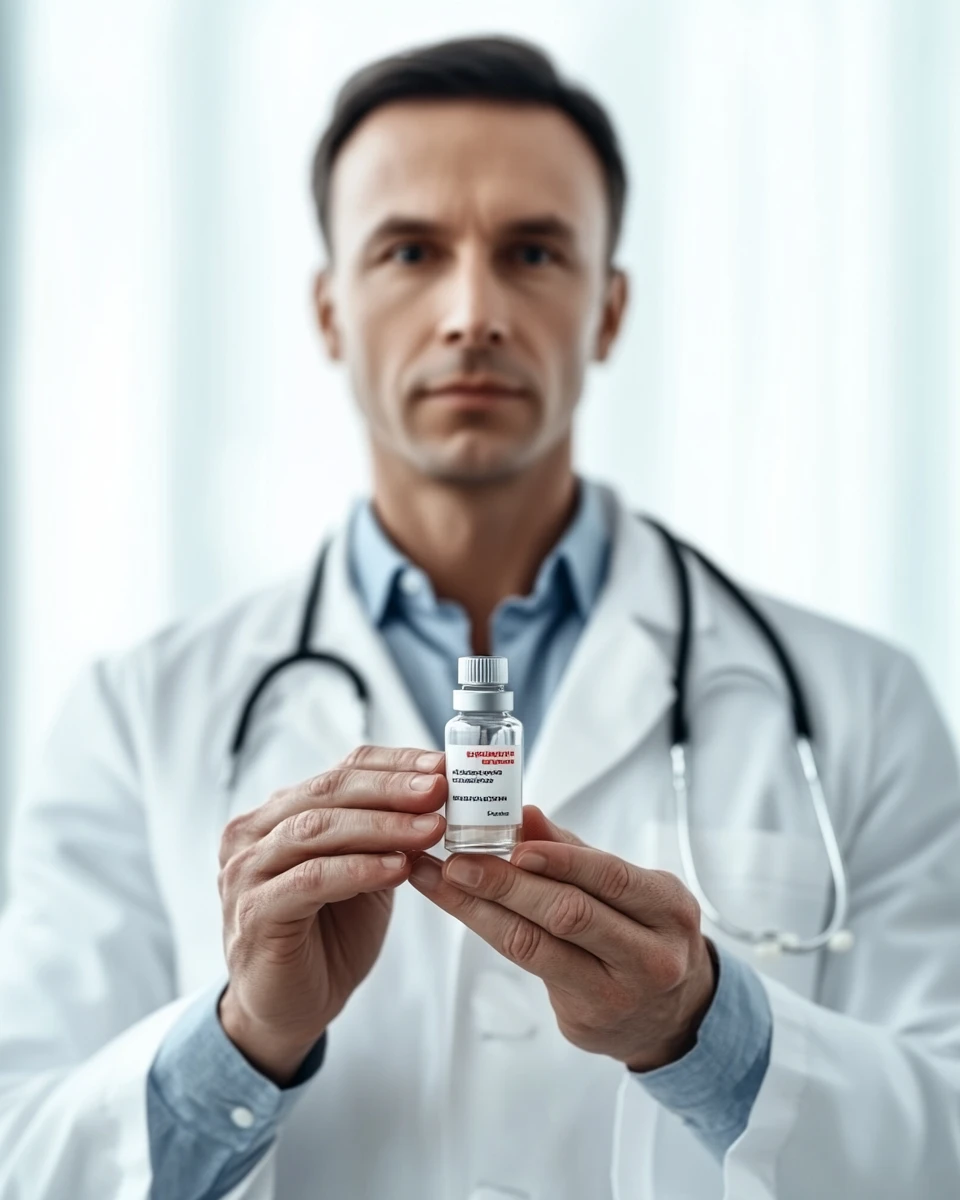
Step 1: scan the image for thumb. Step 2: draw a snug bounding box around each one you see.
[521,804,587,847]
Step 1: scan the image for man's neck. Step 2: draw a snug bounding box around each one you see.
[369,441,579,654]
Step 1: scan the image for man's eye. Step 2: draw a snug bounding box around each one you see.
[517,244,553,265]
[391,243,429,264]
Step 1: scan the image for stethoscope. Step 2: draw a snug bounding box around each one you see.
[225,516,853,958]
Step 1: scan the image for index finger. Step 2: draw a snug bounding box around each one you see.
[340,744,445,775]
[227,747,445,854]
[510,842,692,930]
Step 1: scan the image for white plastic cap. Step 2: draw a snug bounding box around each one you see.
[458,656,508,686]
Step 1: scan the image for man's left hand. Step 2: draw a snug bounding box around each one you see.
[408,805,717,1072]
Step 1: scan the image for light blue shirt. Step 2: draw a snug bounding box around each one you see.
[349,476,613,750]
[146,478,772,1197]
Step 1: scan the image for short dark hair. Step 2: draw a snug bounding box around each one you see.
[310,35,628,261]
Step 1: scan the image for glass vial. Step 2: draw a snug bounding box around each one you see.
[444,655,524,855]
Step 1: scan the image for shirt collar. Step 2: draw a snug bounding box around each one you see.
[349,498,413,626]
[526,477,610,618]
[348,476,611,627]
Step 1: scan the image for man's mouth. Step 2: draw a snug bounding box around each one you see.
[421,376,529,404]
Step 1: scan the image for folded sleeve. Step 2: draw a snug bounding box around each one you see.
[147,986,326,1200]
[634,943,772,1161]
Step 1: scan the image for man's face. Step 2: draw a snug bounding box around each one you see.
[315,100,628,484]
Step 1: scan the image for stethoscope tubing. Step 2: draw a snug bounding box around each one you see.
[646,517,851,955]
[224,516,852,956]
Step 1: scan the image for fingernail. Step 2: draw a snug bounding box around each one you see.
[409,856,441,890]
[515,851,548,873]
[381,853,406,869]
[445,855,484,888]
[411,813,441,832]
[410,774,437,791]
[416,751,443,772]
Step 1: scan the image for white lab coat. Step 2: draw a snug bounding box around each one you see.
[1,492,960,1200]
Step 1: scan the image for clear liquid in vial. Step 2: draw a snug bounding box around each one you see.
[444,707,523,855]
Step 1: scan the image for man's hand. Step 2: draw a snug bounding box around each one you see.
[408,805,717,1071]
[217,745,446,1085]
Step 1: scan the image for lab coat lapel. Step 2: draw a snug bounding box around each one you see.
[310,519,439,755]
[525,502,714,822]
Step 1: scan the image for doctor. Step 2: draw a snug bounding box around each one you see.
[2,33,960,1200]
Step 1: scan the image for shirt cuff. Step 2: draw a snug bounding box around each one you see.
[147,983,326,1200]
[631,943,772,1162]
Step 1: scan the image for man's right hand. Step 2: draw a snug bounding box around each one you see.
[216,744,447,1085]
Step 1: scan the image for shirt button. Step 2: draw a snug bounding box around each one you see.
[230,1106,256,1129]
[399,569,423,596]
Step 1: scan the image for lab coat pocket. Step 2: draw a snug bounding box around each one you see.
[645,821,831,995]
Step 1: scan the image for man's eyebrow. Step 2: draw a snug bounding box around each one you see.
[362,214,578,251]
[500,216,577,243]
[363,217,449,249]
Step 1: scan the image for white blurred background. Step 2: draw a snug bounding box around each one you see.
[1,0,959,895]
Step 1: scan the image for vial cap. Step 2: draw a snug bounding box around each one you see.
[458,656,508,686]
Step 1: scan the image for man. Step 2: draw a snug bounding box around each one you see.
[1,35,959,1200]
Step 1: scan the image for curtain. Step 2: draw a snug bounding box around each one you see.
[2,0,958,894]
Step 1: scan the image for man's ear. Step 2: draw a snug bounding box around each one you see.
[313,268,342,361]
[594,267,629,363]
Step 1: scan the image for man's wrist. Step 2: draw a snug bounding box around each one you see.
[623,937,719,1073]
[218,988,323,1087]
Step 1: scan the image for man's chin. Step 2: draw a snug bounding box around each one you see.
[408,435,538,487]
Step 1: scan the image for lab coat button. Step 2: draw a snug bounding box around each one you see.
[230,1106,256,1129]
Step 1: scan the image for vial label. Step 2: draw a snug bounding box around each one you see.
[444,745,522,826]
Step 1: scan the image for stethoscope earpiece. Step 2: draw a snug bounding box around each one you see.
[828,929,855,954]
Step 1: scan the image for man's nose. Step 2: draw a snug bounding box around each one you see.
[437,254,510,347]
